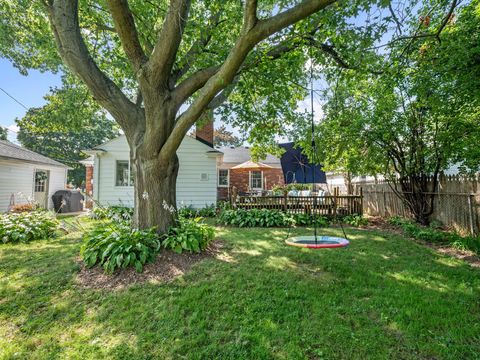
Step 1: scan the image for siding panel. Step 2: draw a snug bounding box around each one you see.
[95,136,218,208]
[0,159,67,212]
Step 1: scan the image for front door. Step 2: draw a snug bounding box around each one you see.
[34,170,50,208]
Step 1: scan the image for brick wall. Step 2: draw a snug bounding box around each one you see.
[85,165,93,195]
[196,110,214,147]
[217,168,284,200]
[85,165,94,209]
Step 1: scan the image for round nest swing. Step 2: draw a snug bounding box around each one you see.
[285,236,349,249]
[284,48,349,250]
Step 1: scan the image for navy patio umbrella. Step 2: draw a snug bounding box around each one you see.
[279,142,326,184]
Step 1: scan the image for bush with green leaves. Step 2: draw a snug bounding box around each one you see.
[81,222,161,273]
[178,204,217,218]
[218,209,334,228]
[0,211,58,244]
[292,213,330,227]
[219,208,295,227]
[163,216,215,253]
[90,205,133,222]
[342,214,368,227]
[388,216,480,254]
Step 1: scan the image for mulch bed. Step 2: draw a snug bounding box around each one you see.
[75,241,224,290]
[360,216,480,268]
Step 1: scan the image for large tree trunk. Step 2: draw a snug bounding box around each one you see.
[131,151,179,234]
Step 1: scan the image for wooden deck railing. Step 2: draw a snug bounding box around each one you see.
[233,194,363,216]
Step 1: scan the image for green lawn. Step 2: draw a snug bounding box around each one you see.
[1,222,479,359]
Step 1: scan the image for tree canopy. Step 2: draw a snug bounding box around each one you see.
[1,0,470,230]
[308,0,480,223]
[0,126,7,141]
[16,81,119,187]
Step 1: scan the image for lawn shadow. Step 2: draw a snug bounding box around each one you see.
[1,225,480,359]
[83,225,480,359]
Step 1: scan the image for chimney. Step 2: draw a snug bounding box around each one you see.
[195,110,214,147]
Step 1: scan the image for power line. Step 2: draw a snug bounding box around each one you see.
[0,87,29,110]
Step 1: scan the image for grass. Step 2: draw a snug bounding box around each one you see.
[0,220,479,359]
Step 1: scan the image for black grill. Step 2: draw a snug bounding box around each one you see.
[52,190,84,213]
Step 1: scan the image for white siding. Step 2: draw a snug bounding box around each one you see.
[0,158,67,212]
[94,136,218,208]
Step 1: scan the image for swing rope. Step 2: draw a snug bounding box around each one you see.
[283,45,349,246]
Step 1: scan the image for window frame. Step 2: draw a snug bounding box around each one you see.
[249,170,263,190]
[115,160,134,187]
[218,169,229,187]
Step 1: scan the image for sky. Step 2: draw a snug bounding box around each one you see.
[0,58,62,141]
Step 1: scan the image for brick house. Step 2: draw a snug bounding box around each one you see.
[217,146,284,200]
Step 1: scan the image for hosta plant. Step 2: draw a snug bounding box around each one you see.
[163,217,215,253]
[342,215,369,227]
[90,205,133,222]
[0,211,58,244]
[218,209,295,227]
[81,222,161,273]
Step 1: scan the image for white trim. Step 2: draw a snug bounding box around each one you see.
[249,170,263,190]
[217,169,229,187]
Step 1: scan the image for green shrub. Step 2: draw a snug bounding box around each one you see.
[178,204,217,218]
[291,213,330,227]
[81,222,161,273]
[388,216,411,226]
[219,209,295,227]
[90,206,133,222]
[342,214,368,227]
[388,216,480,253]
[0,211,58,244]
[163,217,215,253]
[429,219,444,230]
[451,235,480,253]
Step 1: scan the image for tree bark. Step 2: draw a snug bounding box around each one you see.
[132,150,179,233]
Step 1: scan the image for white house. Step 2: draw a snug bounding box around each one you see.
[0,140,68,212]
[85,131,222,209]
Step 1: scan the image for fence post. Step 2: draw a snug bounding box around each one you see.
[468,194,476,236]
[333,188,338,218]
[360,187,364,215]
[382,188,387,217]
[283,191,288,212]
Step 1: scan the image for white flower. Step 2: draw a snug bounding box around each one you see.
[142,191,149,200]
[162,200,176,214]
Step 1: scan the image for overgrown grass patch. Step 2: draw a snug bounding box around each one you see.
[0,218,479,359]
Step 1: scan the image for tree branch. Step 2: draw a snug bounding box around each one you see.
[173,11,224,81]
[244,0,258,31]
[161,0,337,161]
[106,0,148,72]
[46,0,141,137]
[172,35,306,107]
[147,0,191,87]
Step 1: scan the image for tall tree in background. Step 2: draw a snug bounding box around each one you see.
[16,83,119,187]
[0,126,7,140]
[314,0,480,225]
[2,0,394,232]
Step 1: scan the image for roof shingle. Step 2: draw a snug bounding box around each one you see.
[0,140,67,168]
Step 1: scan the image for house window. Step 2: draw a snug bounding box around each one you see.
[34,171,47,192]
[218,169,229,187]
[116,160,134,186]
[250,171,263,190]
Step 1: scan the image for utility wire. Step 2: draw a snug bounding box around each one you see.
[0,87,29,110]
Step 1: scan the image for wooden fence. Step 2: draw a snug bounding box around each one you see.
[234,192,363,217]
[355,175,480,235]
